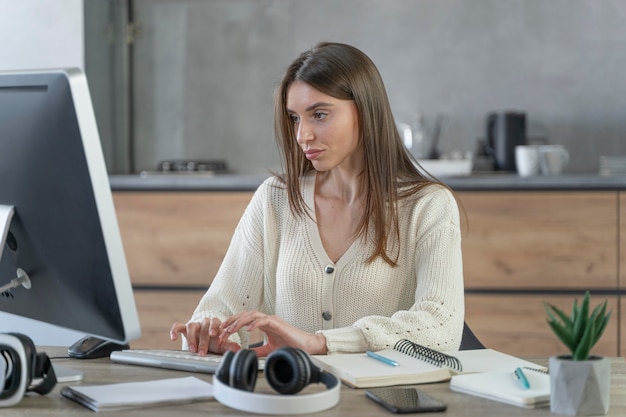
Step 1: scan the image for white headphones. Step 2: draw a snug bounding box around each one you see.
[213,347,340,415]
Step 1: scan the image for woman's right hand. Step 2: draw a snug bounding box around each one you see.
[170,317,241,356]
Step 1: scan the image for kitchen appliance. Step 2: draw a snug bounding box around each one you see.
[485,112,526,171]
[139,159,229,177]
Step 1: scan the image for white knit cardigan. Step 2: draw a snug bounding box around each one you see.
[187,172,465,354]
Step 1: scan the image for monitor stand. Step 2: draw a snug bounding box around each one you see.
[2,205,84,383]
[0,204,13,260]
[0,205,32,295]
[51,363,84,382]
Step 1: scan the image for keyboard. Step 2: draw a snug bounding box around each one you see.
[110,349,264,373]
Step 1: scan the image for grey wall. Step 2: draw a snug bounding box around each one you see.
[130,0,626,175]
[84,0,133,173]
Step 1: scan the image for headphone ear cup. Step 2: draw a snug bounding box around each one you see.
[228,349,258,392]
[215,350,235,385]
[0,334,28,406]
[7,333,35,384]
[265,347,321,395]
[0,345,22,399]
[5,333,56,396]
[7,333,34,354]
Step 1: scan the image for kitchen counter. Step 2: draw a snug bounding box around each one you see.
[109,173,626,192]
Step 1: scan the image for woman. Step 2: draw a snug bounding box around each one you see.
[170,42,464,357]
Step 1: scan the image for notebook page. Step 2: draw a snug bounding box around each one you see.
[450,349,546,374]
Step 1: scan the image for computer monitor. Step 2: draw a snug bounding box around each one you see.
[0,68,140,346]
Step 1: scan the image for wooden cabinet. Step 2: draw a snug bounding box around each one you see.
[113,192,252,287]
[621,193,626,356]
[621,193,626,291]
[113,191,252,348]
[132,290,206,349]
[457,191,618,290]
[458,191,621,356]
[465,294,619,357]
[114,189,625,353]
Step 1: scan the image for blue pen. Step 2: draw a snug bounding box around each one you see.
[514,367,531,389]
[366,351,399,367]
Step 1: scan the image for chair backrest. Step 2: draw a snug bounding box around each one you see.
[460,321,485,350]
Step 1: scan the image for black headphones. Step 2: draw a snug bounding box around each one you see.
[0,333,57,407]
[213,347,340,414]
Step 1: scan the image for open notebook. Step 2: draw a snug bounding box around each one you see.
[311,339,545,388]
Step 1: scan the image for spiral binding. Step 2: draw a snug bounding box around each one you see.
[393,339,463,372]
[523,366,549,375]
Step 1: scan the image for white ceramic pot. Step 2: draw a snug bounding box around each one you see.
[549,355,610,416]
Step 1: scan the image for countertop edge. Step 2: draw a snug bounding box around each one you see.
[108,174,626,192]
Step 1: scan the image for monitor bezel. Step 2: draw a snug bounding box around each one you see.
[0,68,140,344]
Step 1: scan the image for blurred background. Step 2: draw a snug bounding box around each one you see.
[3,0,626,176]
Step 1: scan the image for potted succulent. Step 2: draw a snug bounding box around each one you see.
[544,291,612,416]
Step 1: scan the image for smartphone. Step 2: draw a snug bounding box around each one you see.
[365,387,447,413]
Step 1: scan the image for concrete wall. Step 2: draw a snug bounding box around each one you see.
[131,0,626,175]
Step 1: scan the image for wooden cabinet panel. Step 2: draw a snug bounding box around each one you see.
[458,191,618,289]
[621,296,626,357]
[131,290,205,349]
[619,191,626,290]
[113,192,252,286]
[465,294,619,357]
[618,191,626,356]
[131,290,264,350]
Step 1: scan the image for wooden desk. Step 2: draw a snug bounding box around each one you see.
[6,348,626,416]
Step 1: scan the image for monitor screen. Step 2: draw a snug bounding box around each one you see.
[0,68,140,344]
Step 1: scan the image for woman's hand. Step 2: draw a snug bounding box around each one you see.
[219,311,328,357]
[170,317,241,356]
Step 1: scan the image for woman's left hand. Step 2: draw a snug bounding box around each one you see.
[219,311,328,357]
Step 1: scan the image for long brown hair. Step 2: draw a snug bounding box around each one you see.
[274,42,440,265]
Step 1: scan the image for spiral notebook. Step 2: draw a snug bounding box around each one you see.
[311,339,545,388]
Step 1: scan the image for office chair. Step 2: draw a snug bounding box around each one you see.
[460,321,485,350]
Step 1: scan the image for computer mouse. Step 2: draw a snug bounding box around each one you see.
[68,336,130,359]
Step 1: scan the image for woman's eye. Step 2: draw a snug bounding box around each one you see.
[313,112,327,120]
[289,114,300,124]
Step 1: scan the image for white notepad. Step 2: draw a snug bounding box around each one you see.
[450,369,550,408]
[61,376,214,411]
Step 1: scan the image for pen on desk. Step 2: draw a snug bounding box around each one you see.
[366,351,399,367]
[514,367,531,389]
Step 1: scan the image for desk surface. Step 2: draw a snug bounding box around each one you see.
[6,348,626,416]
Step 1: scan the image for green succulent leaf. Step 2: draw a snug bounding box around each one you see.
[573,317,595,360]
[544,302,573,330]
[573,292,590,344]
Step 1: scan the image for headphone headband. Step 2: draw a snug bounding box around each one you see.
[213,370,340,415]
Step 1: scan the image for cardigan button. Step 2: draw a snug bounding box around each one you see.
[324,265,335,274]
[322,311,332,321]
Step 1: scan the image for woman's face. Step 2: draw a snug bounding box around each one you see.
[286,81,361,173]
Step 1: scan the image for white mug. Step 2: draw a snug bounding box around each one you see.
[515,145,540,177]
[539,145,569,175]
